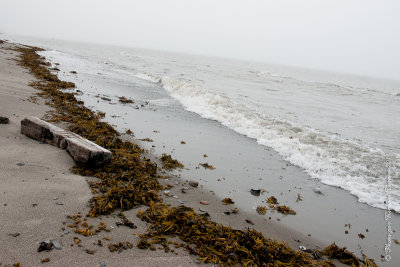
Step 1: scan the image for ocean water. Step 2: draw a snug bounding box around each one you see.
[4,34,400,213]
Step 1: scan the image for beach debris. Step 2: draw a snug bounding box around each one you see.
[245,219,254,225]
[296,193,303,202]
[52,240,63,250]
[99,262,106,267]
[345,230,348,234]
[200,200,209,205]
[118,96,134,104]
[0,116,9,124]
[256,206,267,215]
[16,162,25,166]
[21,117,112,166]
[101,97,111,101]
[358,233,365,239]
[203,154,208,157]
[41,258,50,263]
[344,223,351,229]
[275,205,296,215]
[85,249,96,254]
[322,243,378,266]
[224,210,231,215]
[116,218,137,229]
[180,141,186,144]
[139,138,153,142]
[160,153,184,170]
[199,163,215,170]
[314,187,323,195]
[63,230,69,235]
[231,208,239,214]
[250,189,261,196]
[70,71,77,74]
[125,129,133,135]
[108,241,133,252]
[267,196,278,206]
[222,198,234,205]
[394,239,400,245]
[189,181,199,188]
[8,233,20,237]
[38,241,54,252]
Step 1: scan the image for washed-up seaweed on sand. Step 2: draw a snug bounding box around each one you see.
[14,44,379,267]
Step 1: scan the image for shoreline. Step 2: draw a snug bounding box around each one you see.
[0,40,388,266]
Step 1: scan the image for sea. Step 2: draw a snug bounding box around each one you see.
[4,33,400,213]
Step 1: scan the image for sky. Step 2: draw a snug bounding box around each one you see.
[0,0,399,80]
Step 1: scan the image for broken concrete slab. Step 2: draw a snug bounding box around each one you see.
[21,117,111,166]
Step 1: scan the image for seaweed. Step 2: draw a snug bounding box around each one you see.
[275,206,296,215]
[322,244,378,266]
[256,206,267,215]
[118,96,134,104]
[160,154,184,170]
[137,204,333,266]
[199,163,215,170]
[222,198,234,205]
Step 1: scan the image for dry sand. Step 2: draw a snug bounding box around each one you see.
[0,41,352,267]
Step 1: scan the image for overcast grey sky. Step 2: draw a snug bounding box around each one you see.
[1,0,399,80]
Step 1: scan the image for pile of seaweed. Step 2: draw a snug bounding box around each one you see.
[14,44,378,267]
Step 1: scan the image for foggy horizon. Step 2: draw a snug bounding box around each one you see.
[1,0,399,81]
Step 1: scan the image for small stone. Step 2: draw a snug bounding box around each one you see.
[314,187,323,194]
[8,233,20,237]
[16,162,25,166]
[55,201,63,205]
[0,116,9,124]
[53,197,58,200]
[200,200,209,205]
[99,262,106,267]
[63,230,69,235]
[189,181,199,188]
[52,240,63,250]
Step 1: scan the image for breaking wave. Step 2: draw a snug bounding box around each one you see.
[136,72,400,212]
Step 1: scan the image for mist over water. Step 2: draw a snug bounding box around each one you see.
[5,34,400,212]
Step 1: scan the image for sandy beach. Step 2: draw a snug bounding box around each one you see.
[1,39,398,267]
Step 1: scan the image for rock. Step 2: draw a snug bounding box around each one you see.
[189,181,199,188]
[21,117,111,166]
[314,187,323,195]
[200,200,209,205]
[55,201,63,205]
[63,230,69,235]
[250,189,261,196]
[38,241,53,252]
[245,219,254,225]
[0,116,9,124]
[52,240,63,250]
[8,233,20,237]
[16,162,25,166]
[99,261,106,267]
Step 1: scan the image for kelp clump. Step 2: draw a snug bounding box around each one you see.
[322,244,378,267]
[137,203,333,266]
[160,153,184,170]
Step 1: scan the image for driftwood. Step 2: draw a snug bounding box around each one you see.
[21,117,111,166]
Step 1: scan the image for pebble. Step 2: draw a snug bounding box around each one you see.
[52,240,63,250]
[189,181,199,188]
[99,262,106,267]
[200,200,209,205]
[314,187,323,194]
[53,197,58,200]
[16,162,25,166]
[63,230,69,235]
[55,201,63,205]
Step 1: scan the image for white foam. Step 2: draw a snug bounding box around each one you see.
[136,72,400,212]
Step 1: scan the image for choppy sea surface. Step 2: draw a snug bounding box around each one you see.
[4,34,400,212]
